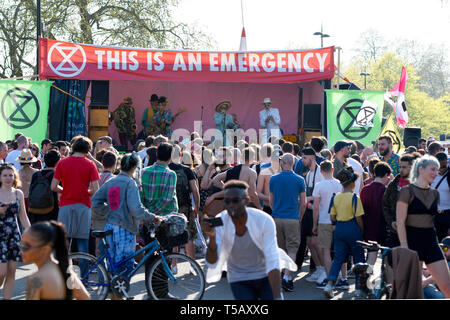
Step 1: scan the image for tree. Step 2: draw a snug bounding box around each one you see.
[0,0,214,77]
[343,51,450,139]
[352,29,387,64]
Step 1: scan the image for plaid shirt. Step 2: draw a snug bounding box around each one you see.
[381,153,400,177]
[140,162,178,216]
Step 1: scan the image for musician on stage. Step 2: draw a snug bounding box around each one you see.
[214,101,236,146]
[141,93,159,136]
[259,97,281,144]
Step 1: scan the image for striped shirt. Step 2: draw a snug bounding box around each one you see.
[381,153,400,177]
[140,162,178,216]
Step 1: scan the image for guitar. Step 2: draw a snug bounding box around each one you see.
[159,108,187,133]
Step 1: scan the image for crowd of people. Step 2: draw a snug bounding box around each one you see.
[0,128,449,300]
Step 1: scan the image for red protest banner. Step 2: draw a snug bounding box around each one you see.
[39,37,334,83]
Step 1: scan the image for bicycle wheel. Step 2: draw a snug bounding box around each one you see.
[69,252,110,300]
[145,253,205,300]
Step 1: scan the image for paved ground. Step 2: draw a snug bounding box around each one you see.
[7,253,381,300]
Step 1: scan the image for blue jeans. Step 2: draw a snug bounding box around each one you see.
[73,238,90,277]
[423,284,445,299]
[327,219,365,288]
[229,277,274,300]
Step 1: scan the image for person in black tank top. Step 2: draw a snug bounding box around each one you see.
[396,156,450,298]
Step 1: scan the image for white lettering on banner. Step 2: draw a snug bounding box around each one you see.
[188,53,202,71]
[106,51,120,70]
[316,53,328,72]
[154,52,164,71]
[94,50,105,69]
[277,53,287,72]
[237,53,248,72]
[147,52,153,70]
[248,54,260,72]
[262,53,276,72]
[220,53,237,72]
[121,51,127,70]
[129,51,139,71]
[173,53,187,71]
[303,53,314,73]
[288,53,301,72]
[209,53,219,71]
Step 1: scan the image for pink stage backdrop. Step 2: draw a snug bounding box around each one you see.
[86,80,324,145]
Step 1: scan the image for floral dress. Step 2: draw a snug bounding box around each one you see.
[0,192,21,263]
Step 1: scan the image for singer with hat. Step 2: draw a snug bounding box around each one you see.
[214,101,236,146]
[259,98,281,145]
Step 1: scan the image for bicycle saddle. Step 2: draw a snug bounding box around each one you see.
[92,230,113,238]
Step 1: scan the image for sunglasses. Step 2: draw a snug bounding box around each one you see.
[18,242,46,252]
[223,197,245,205]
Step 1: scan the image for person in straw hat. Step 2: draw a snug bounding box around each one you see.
[17,148,38,212]
[259,97,281,145]
[113,96,137,149]
[214,101,237,146]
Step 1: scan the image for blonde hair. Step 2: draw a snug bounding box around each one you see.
[410,155,439,183]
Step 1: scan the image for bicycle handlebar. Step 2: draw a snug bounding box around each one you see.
[356,240,390,252]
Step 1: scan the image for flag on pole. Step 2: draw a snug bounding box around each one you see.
[0,80,52,144]
[379,114,404,154]
[239,27,247,51]
[334,65,351,83]
[384,66,408,128]
[326,90,384,148]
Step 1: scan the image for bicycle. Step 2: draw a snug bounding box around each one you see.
[69,223,206,300]
[352,240,392,300]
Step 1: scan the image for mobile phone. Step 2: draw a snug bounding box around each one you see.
[204,217,223,227]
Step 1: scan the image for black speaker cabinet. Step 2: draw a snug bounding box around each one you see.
[303,104,321,129]
[404,127,421,147]
[90,80,109,106]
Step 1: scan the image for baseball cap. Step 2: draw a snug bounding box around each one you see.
[333,140,353,153]
[41,138,52,146]
[98,136,112,145]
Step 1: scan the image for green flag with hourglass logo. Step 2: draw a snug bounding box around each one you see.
[326,89,384,148]
[0,80,52,144]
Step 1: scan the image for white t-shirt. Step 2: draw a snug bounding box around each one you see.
[305,165,324,191]
[431,171,450,210]
[5,150,23,171]
[312,178,343,224]
[348,157,364,195]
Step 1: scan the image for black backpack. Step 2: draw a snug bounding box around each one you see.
[173,166,191,208]
[28,170,55,214]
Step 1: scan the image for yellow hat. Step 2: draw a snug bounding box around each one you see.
[215,101,231,113]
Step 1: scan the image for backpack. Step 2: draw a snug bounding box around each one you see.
[435,169,450,190]
[173,165,191,207]
[28,170,54,214]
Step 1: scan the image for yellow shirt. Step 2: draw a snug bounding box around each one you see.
[330,192,364,222]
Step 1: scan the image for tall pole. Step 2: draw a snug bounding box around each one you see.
[36,0,41,78]
[320,23,323,48]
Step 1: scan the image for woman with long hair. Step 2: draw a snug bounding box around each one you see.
[396,155,450,297]
[0,163,31,299]
[29,143,42,170]
[21,221,90,300]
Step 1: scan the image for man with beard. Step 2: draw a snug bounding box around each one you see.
[296,148,326,284]
[202,180,297,300]
[382,153,419,247]
[332,140,353,179]
[378,135,400,176]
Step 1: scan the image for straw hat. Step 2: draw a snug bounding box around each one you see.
[17,148,37,164]
[262,97,272,104]
[123,97,133,104]
[215,101,231,113]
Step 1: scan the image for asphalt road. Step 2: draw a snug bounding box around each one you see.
[7,253,376,300]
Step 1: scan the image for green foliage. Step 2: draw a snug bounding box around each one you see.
[342,51,450,139]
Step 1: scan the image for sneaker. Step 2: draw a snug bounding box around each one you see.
[323,283,334,298]
[316,279,328,289]
[335,279,350,290]
[315,270,328,285]
[305,269,321,282]
[282,279,294,292]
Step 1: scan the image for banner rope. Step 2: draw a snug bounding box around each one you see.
[51,84,85,104]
